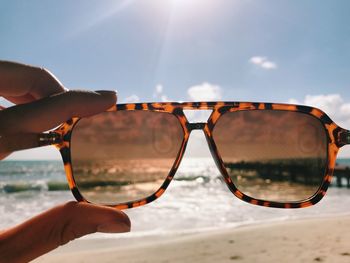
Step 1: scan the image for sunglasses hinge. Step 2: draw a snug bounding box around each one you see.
[186,122,206,131]
[38,132,63,146]
[339,130,350,146]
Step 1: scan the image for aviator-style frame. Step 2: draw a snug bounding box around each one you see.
[12,101,350,209]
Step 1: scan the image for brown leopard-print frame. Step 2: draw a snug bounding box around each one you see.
[45,101,350,209]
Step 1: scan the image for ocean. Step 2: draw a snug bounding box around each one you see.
[1,157,350,238]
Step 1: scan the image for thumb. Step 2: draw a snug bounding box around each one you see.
[0,202,130,263]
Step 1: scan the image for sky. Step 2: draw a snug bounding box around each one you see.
[1,0,350,159]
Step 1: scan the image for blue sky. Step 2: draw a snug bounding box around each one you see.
[1,0,350,158]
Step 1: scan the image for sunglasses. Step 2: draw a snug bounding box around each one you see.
[6,101,350,209]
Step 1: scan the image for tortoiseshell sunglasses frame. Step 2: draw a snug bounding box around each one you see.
[33,101,350,209]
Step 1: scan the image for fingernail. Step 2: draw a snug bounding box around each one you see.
[97,222,131,233]
[95,90,117,104]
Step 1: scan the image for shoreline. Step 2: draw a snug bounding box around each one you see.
[34,215,350,263]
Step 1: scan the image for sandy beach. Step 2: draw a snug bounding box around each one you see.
[34,215,350,263]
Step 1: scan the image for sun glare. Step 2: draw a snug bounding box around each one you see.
[171,0,198,7]
[170,0,210,9]
[165,0,217,21]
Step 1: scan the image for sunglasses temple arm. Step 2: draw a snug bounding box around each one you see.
[0,132,62,154]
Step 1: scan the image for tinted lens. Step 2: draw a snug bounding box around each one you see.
[213,110,328,202]
[70,111,184,205]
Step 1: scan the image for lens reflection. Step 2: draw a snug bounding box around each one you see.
[213,110,328,202]
[70,111,184,205]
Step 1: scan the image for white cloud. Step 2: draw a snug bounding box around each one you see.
[123,94,140,103]
[153,84,163,98]
[250,56,266,65]
[187,82,222,101]
[153,84,170,102]
[261,61,277,69]
[288,98,299,105]
[156,84,163,94]
[250,56,277,70]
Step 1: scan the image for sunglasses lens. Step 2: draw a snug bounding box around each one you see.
[213,110,328,203]
[70,111,184,205]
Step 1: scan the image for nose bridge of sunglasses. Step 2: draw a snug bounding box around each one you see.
[186,122,206,131]
[182,109,213,123]
[179,107,226,170]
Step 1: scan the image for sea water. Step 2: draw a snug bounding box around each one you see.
[1,157,350,238]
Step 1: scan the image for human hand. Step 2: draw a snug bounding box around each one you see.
[0,61,131,262]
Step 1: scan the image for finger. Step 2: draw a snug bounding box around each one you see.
[0,201,131,263]
[0,133,41,157]
[0,90,117,134]
[0,61,65,100]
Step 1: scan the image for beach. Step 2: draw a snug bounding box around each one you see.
[34,215,350,263]
[2,159,350,262]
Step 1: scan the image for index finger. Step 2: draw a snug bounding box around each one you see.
[0,90,117,135]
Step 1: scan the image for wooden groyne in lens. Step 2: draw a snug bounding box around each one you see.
[224,161,350,188]
[334,165,350,188]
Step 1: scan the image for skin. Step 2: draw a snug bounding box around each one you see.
[0,61,131,263]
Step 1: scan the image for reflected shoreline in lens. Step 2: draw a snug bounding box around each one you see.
[224,158,326,202]
[73,158,177,205]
